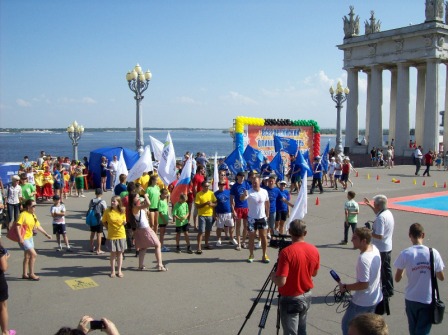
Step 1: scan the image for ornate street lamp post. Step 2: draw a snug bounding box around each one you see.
[126,64,152,155]
[329,81,350,155]
[66,120,84,161]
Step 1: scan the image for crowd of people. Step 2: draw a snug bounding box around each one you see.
[0,149,446,335]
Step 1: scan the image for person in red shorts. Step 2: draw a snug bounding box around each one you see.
[230,171,251,251]
[271,219,320,335]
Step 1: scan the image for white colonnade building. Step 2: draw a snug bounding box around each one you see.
[339,1,448,156]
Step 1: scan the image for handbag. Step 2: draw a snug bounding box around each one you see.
[430,248,445,324]
[6,222,26,243]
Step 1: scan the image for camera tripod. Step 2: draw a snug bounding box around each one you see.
[237,261,281,335]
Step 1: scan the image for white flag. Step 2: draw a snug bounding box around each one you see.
[212,152,219,192]
[157,132,177,185]
[126,145,153,182]
[149,135,164,161]
[114,150,128,187]
[286,171,308,230]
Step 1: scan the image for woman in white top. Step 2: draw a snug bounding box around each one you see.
[129,192,167,272]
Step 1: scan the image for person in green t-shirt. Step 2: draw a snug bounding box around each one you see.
[158,189,170,252]
[172,194,192,254]
[146,176,161,234]
[20,174,36,204]
[340,191,359,245]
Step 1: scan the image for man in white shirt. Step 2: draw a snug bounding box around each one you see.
[108,155,119,189]
[339,228,383,335]
[240,176,270,263]
[5,175,22,231]
[413,145,423,176]
[363,195,395,298]
[394,223,445,335]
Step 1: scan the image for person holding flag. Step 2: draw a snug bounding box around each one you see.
[230,172,251,251]
[309,156,324,194]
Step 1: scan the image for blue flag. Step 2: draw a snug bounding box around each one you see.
[269,152,284,180]
[273,135,298,155]
[295,150,312,178]
[321,140,330,172]
[243,145,265,173]
[303,150,313,172]
[225,148,247,175]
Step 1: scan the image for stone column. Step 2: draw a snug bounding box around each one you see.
[345,68,359,150]
[423,59,439,152]
[389,68,397,146]
[415,65,426,147]
[365,71,371,145]
[369,65,383,149]
[395,63,410,156]
[444,65,448,154]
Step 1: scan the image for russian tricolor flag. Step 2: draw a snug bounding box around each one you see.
[170,156,193,205]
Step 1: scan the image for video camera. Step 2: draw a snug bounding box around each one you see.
[269,233,292,250]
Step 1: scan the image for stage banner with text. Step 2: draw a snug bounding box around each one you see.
[244,125,314,161]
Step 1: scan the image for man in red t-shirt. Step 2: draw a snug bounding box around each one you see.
[422,150,434,177]
[271,219,320,335]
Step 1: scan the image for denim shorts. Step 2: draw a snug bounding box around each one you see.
[247,217,268,232]
[20,237,35,251]
[198,216,214,233]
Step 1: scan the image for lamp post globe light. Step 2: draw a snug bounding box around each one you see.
[126,63,152,155]
[329,81,349,155]
[66,120,84,161]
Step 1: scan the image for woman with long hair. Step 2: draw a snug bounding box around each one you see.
[0,242,15,335]
[16,199,52,280]
[128,192,167,271]
[101,196,126,278]
[145,176,160,233]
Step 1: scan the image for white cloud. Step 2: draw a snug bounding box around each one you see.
[221,91,258,105]
[175,96,200,105]
[81,97,97,104]
[16,99,31,107]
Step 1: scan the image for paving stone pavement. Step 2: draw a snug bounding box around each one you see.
[3,165,447,334]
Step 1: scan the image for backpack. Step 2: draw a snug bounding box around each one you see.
[86,199,102,226]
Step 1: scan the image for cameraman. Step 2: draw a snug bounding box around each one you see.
[270,219,320,335]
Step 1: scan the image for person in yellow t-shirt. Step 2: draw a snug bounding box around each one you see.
[102,196,127,278]
[194,180,217,254]
[16,199,51,281]
[135,172,150,196]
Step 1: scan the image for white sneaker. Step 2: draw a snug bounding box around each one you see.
[255,241,261,249]
[231,238,238,246]
[216,240,222,247]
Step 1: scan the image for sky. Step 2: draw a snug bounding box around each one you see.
[0,0,440,129]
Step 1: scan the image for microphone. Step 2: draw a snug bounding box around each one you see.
[330,270,341,283]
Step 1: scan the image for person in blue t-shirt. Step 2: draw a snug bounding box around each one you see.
[214,182,237,247]
[114,174,128,196]
[230,172,251,250]
[310,156,324,194]
[53,163,63,200]
[276,180,291,234]
[263,175,292,238]
[260,158,272,178]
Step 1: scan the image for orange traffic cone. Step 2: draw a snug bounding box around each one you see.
[422,180,426,186]
[315,197,320,206]
[376,175,379,180]
[356,171,359,177]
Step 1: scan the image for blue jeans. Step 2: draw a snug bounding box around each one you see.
[279,292,312,335]
[405,299,432,335]
[341,302,376,335]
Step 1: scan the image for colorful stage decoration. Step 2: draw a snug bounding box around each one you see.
[233,117,321,159]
